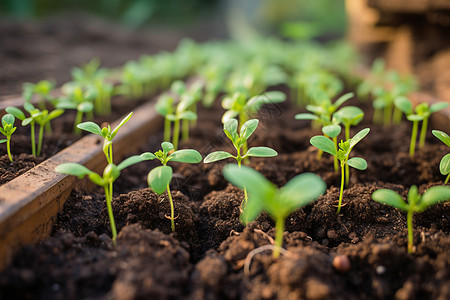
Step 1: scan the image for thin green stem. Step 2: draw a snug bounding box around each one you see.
[167,184,175,232]
[37,124,44,157]
[273,218,285,258]
[345,125,350,140]
[6,137,12,162]
[407,210,414,253]
[182,119,189,142]
[393,107,402,124]
[383,104,392,126]
[373,108,382,125]
[409,120,419,157]
[108,143,113,164]
[418,117,428,148]
[164,118,171,142]
[30,122,36,157]
[345,164,350,187]
[333,137,338,172]
[337,163,345,215]
[172,119,180,150]
[74,110,83,134]
[239,112,249,164]
[105,182,117,245]
[445,174,449,184]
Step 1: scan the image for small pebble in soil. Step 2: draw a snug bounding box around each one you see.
[376,265,386,275]
[332,255,351,273]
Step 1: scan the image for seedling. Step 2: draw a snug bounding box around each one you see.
[0,114,16,161]
[321,124,341,172]
[77,112,133,164]
[223,164,325,258]
[372,185,450,253]
[6,103,64,157]
[55,155,147,244]
[310,128,370,214]
[22,80,55,110]
[155,94,175,142]
[432,130,450,184]
[395,97,448,156]
[204,118,278,210]
[140,142,202,232]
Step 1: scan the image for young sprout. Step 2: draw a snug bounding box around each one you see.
[155,94,175,142]
[311,128,370,214]
[55,155,147,244]
[204,118,278,210]
[372,185,450,253]
[0,114,16,161]
[6,103,64,157]
[394,97,448,156]
[22,80,55,110]
[166,93,197,151]
[223,164,326,258]
[77,112,133,164]
[432,130,450,184]
[321,124,341,172]
[140,142,202,232]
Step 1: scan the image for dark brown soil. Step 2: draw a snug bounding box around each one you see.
[1,88,449,299]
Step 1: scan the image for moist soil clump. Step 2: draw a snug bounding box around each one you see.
[1,95,449,299]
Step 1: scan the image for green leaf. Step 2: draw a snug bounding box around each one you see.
[245,147,278,157]
[204,151,234,163]
[55,163,93,178]
[77,122,103,136]
[373,98,386,109]
[334,92,353,108]
[334,106,364,126]
[22,118,33,126]
[310,135,337,156]
[117,155,148,171]
[23,102,35,113]
[47,109,64,121]
[430,102,448,113]
[322,125,341,138]
[440,153,450,175]
[224,118,238,136]
[166,114,178,121]
[5,107,25,121]
[140,152,157,160]
[240,119,259,139]
[347,157,368,170]
[0,139,7,143]
[169,149,202,163]
[407,114,423,122]
[349,128,370,149]
[2,114,15,127]
[394,96,413,114]
[148,165,172,195]
[295,113,318,120]
[420,186,450,210]
[372,189,408,210]
[111,112,133,139]
[161,142,174,154]
[222,110,239,123]
[223,164,275,223]
[103,164,120,182]
[178,111,197,121]
[88,173,105,186]
[78,101,94,113]
[432,130,450,147]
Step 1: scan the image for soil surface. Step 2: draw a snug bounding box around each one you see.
[1,87,449,300]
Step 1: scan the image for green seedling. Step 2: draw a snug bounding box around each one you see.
[204,118,278,210]
[57,84,95,134]
[77,112,133,164]
[311,128,370,214]
[22,80,55,110]
[0,114,16,161]
[140,142,202,232]
[223,164,326,258]
[432,130,450,184]
[56,155,147,244]
[372,185,450,253]
[155,94,175,142]
[321,124,341,172]
[395,97,448,156]
[6,103,64,157]
[71,58,108,84]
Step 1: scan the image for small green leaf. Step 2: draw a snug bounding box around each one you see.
[0,139,7,143]
[5,107,25,121]
[420,186,450,210]
[23,102,35,113]
[169,149,202,163]
[148,166,173,195]
[222,109,239,123]
[2,114,15,127]
[430,102,448,113]
[55,163,93,178]
[224,118,238,136]
[103,164,120,182]
[347,157,368,170]
[440,153,450,175]
[349,128,370,149]
[240,119,259,139]
[407,114,423,122]
[140,152,157,160]
[78,101,94,113]
[373,98,386,109]
[295,113,318,120]
[334,92,353,108]
[117,155,148,171]
[245,147,278,157]
[310,136,337,156]
[394,96,413,115]
[111,112,133,138]
[178,111,197,121]
[22,118,33,126]
[88,173,105,186]
[48,109,64,120]
[372,189,408,210]
[432,130,450,147]
[322,125,341,138]
[166,114,178,121]
[204,151,234,163]
[161,142,174,154]
[77,122,103,136]
[334,106,364,126]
